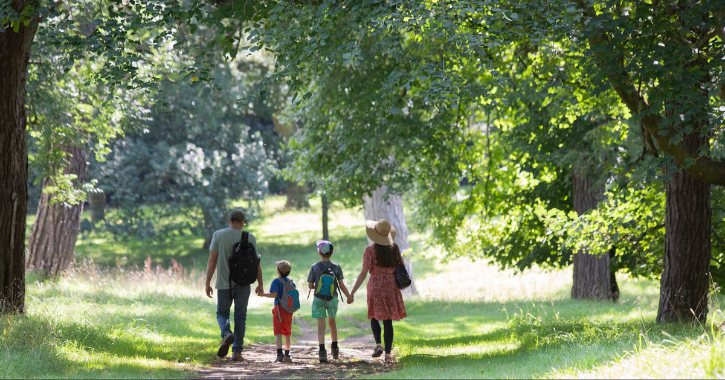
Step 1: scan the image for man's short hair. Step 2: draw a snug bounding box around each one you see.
[228,209,246,223]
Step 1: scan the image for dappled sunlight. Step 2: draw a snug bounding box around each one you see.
[551,334,725,379]
[56,342,191,378]
[14,196,725,379]
[247,196,365,239]
[414,257,572,302]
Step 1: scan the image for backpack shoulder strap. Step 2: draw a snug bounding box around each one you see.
[241,231,249,246]
[277,278,285,299]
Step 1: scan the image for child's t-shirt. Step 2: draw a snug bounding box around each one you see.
[307,261,344,286]
[269,278,294,306]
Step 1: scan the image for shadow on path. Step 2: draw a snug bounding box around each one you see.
[196,316,395,379]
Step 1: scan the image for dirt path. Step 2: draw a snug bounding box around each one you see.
[196,316,395,379]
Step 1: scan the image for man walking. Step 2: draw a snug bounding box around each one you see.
[205,209,264,362]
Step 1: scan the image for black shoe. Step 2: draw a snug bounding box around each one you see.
[274,354,284,363]
[331,346,339,360]
[372,344,383,358]
[319,348,329,363]
[217,333,235,358]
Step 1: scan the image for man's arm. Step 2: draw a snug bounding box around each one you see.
[308,282,315,289]
[205,251,218,298]
[255,263,264,295]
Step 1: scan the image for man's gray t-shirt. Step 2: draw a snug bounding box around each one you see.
[307,261,344,285]
[210,228,259,289]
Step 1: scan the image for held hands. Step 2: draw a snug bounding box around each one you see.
[347,294,354,304]
[255,284,264,296]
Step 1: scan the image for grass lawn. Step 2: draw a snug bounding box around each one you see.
[4,195,725,378]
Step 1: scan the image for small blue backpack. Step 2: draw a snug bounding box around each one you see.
[278,278,300,319]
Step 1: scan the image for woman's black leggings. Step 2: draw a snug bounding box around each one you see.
[371,319,394,354]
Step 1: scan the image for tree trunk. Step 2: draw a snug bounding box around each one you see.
[657,133,711,323]
[570,172,614,301]
[363,186,418,295]
[202,210,214,250]
[321,194,329,240]
[0,3,39,314]
[26,147,88,276]
[609,248,620,302]
[87,191,106,222]
[285,181,310,209]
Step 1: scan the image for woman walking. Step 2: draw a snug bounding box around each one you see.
[349,219,407,363]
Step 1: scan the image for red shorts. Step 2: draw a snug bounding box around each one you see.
[273,305,292,336]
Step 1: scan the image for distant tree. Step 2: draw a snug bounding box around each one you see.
[24,40,145,276]
[93,64,270,249]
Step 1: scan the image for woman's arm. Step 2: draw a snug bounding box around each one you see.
[349,267,369,296]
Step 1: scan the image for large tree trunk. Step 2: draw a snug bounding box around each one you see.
[657,133,712,323]
[570,172,617,300]
[363,186,418,295]
[26,147,88,276]
[0,2,39,314]
[321,194,329,240]
[285,182,310,209]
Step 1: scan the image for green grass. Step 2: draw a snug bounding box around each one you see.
[7,195,725,378]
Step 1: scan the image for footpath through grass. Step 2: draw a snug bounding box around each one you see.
[4,195,725,378]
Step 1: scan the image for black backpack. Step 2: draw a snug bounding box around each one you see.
[228,231,260,293]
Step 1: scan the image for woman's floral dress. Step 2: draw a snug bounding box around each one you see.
[363,245,407,321]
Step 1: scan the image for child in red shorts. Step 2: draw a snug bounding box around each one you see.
[259,260,294,363]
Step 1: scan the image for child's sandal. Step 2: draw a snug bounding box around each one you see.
[384,354,396,364]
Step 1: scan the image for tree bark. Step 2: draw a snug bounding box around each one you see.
[26,147,88,276]
[570,172,615,301]
[285,181,310,209]
[0,1,39,314]
[321,194,329,240]
[657,132,712,323]
[363,186,418,295]
[87,191,106,222]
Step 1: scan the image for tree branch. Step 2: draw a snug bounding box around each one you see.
[579,1,725,186]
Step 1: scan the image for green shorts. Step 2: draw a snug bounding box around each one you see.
[311,296,339,319]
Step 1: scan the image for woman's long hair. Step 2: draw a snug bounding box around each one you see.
[374,243,401,268]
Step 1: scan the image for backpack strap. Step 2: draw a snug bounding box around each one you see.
[278,278,288,300]
[330,267,343,299]
[241,231,249,248]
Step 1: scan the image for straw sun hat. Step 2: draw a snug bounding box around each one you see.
[365,219,396,246]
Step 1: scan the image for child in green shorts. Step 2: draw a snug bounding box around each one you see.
[307,240,352,362]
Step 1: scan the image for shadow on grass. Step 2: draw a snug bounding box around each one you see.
[368,297,712,379]
[0,311,199,379]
